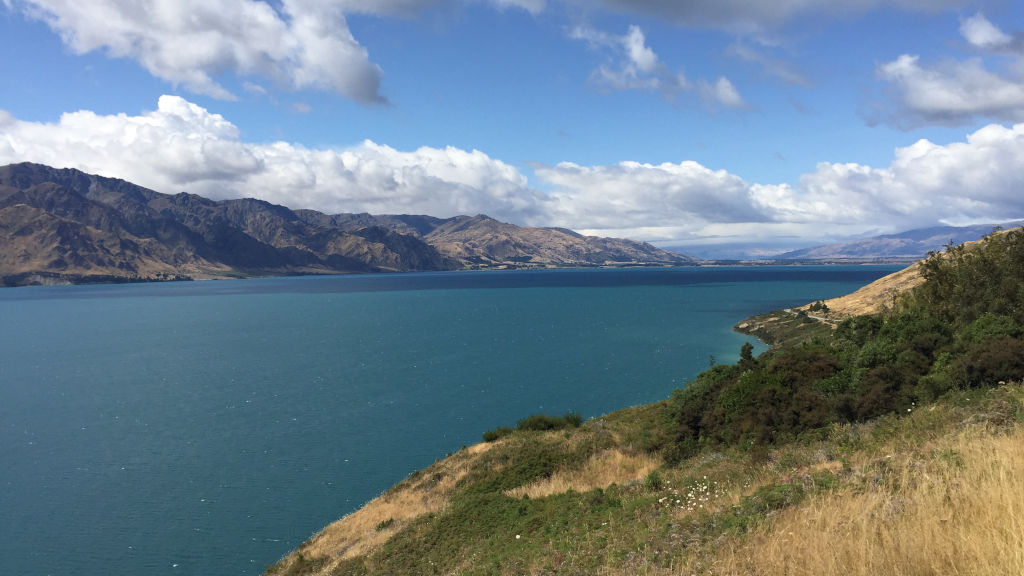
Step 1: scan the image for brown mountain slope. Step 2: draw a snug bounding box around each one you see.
[0,163,697,286]
[294,211,697,269]
[423,215,695,268]
[0,163,450,285]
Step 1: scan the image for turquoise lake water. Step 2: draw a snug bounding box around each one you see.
[0,266,901,575]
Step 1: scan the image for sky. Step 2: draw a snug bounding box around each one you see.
[2,0,1024,255]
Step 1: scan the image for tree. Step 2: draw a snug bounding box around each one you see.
[740,342,754,362]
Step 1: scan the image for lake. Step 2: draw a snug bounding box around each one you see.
[0,266,901,575]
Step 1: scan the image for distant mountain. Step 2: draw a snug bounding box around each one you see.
[775,222,1024,261]
[297,211,694,269]
[0,163,695,286]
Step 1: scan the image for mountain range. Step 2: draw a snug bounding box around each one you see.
[668,222,1023,261]
[0,163,695,287]
[774,222,1024,261]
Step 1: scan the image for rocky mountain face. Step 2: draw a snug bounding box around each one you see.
[0,163,695,286]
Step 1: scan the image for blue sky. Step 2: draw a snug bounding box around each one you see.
[2,1,1024,254]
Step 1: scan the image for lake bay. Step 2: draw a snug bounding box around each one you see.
[0,266,901,575]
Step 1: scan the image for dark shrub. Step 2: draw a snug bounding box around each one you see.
[482,426,513,442]
[855,365,908,420]
[516,411,583,432]
[955,336,1024,388]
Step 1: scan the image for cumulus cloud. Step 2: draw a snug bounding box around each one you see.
[535,122,1024,244]
[876,13,1024,127]
[2,97,1024,247]
[7,0,385,102]
[5,0,545,103]
[0,96,548,222]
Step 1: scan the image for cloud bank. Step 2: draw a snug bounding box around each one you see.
[0,95,548,222]
[2,97,1023,246]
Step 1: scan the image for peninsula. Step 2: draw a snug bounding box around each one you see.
[265,227,1024,575]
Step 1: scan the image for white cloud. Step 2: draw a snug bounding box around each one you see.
[9,0,385,102]
[569,24,685,94]
[2,97,1024,247]
[779,123,1024,228]
[960,12,1012,50]
[534,122,1024,244]
[6,0,545,103]
[875,13,1024,127]
[697,77,747,108]
[877,54,1024,126]
[622,25,658,73]
[568,23,753,106]
[0,96,548,222]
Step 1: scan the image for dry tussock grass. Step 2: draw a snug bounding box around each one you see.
[506,447,661,499]
[707,426,1024,576]
[812,262,923,318]
[285,441,497,573]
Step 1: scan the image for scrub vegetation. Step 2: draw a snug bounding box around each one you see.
[265,228,1024,576]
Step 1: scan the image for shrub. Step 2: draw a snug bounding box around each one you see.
[517,411,584,432]
[959,313,1021,346]
[954,336,1024,388]
[643,470,663,491]
[482,426,513,442]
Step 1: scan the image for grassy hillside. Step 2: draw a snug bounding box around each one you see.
[265,228,1024,576]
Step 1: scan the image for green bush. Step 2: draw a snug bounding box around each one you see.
[643,470,663,491]
[954,336,1024,388]
[517,411,584,432]
[482,426,513,442]
[663,228,1024,457]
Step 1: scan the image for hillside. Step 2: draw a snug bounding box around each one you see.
[0,163,695,287]
[264,229,1024,575]
[296,211,696,269]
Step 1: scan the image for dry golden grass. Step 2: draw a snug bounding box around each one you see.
[808,226,1024,319]
[806,261,924,318]
[706,426,1024,576]
[271,441,497,575]
[505,447,662,499]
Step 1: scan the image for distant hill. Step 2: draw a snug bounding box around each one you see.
[776,222,1023,261]
[0,163,696,286]
[299,211,693,269]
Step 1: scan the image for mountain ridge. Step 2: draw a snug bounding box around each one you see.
[0,163,696,287]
